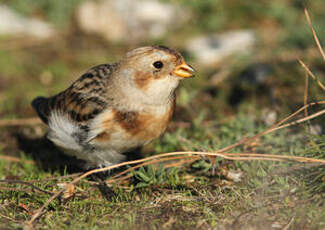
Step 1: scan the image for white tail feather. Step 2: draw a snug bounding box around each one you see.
[47,111,82,151]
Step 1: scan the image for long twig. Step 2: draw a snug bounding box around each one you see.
[107,156,200,185]
[24,149,325,227]
[106,155,201,184]
[298,59,325,91]
[107,148,325,185]
[304,8,325,61]
[304,70,309,118]
[266,108,325,134]
[106,152,323,185]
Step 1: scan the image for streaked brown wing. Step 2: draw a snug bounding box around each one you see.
[32,64,113,125]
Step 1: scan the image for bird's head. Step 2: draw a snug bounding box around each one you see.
[114,46,195,105]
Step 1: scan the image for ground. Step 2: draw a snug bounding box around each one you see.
[0,1,325,229]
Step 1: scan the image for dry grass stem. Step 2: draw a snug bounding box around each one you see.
[298,59,325,91]
[266,108,325,133]
[304,8,325,61]
[106,155,200,184]
[108,156,200,185]
[304,71,309,118]
[25,150,325,227]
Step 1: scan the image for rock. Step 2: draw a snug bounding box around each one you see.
[186,30,256,67]
[261,109,278,126]
[0,5,55,39]
[224,170,243,182]
[309,124,323,135]
[76,0,189,43]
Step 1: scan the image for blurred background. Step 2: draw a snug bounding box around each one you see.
[0,0,324,136]
[0,1,325,228]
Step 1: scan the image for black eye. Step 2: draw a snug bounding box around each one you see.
[153,61,163,69]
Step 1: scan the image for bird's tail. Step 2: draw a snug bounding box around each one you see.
[31,96,51,124]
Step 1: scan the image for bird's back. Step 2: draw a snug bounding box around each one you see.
[32,64,113,152]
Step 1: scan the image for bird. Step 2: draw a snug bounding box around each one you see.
[32,46,195,169]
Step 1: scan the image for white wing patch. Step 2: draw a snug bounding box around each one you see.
[47,111,82,151]
[86,108,114,142]
[47,109,127,167]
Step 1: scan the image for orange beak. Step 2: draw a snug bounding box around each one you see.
[173,62,195,78]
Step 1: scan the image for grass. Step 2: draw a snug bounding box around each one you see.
[0,0,325,229]
[1,116,324,229]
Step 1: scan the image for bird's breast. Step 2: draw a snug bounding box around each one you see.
[93,101,175,149]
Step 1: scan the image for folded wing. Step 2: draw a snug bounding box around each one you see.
[31,64,113,151]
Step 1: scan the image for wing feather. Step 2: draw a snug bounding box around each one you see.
[32,64,115,149]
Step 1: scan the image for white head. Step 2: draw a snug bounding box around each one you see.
[112,46,195,106]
